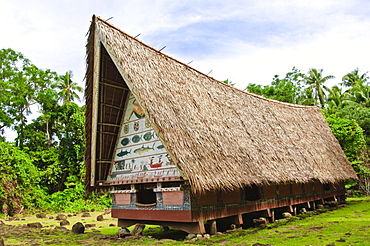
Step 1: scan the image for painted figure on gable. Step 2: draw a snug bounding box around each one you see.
[127,99,145,121]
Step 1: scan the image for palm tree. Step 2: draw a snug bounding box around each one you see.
[327,86,344,108]
[57,71,83,104]
[341,69,368,88]
[304,68,335,108]
[324,85,355,115]
[348,80,370,107]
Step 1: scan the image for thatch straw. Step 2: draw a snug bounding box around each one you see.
[85,15,357,193]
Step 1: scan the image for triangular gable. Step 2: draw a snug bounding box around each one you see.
[107,92,182,184]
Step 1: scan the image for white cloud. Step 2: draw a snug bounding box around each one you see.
[0,0,369,96]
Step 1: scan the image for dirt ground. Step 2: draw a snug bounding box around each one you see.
[0,209,189,245]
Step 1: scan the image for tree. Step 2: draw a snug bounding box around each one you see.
[0,141,46,215]
[0,48,60,147]
[341,68,368,88]
[304,68,335,108]
[347,80,370,108]
[326,116,366,162]
[57,71,83,104]
[22,103,85,193]
[246,67,305,104]
[325,115,370,194]
[54,103,85,191]
[324,86,354,115]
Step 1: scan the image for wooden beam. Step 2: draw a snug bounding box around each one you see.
[96,160,112,163]
[100,79,129,90]
[98,123,120,127]
[98,131,119,135]
[90,18,100,187]
[101,102,124,110]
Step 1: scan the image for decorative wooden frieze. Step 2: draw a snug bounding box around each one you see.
[153,187,181,192]
[110,189,137,194]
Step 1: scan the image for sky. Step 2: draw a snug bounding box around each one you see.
[1,0,370,92]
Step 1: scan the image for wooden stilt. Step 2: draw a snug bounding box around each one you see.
[271,209,275,222]
[209,220,217,235]
[198,221,206,234]
[238,213,243,225]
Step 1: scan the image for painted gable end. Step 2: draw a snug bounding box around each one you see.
[107,92,182,184]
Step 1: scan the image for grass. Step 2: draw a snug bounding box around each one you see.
[0,197,369,245]
[205,197,370,246]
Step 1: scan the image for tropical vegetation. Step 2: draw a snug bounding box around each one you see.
[0,48,109,216]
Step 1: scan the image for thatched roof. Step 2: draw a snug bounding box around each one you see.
[85,15,357,193]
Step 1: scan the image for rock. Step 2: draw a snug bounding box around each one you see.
[131,224,145,236]
[85,223,96,228]
[27,222,43,228]
[196,234,203,239]
[81,212,91,217]
[49,216,54,219]
[109,223,116,227]
[96,215,104,221]
[120,227,130,233]
[300,208,307,214]
[81,209,89,212]
[35,213,47,218]
[55,214,67,220]
[67,214,73,217]
[117,228,131,238]
[203,234,211,239]
[0,237,4,246]
[72,222,85,234]
[186,233,196,240]
[317,204,325,209]
[60,220,70,226]
[90,208,95,212]
[327,201,339,207]
[282,212,292,218]
[253,217,269,228]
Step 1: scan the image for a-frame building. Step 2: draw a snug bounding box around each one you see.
[85,15,357,233]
